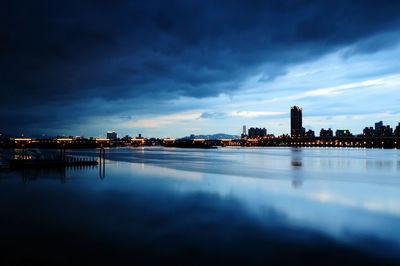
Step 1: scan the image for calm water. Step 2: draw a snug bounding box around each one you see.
[1,147,400,265]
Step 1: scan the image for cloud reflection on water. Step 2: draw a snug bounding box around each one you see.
[1,147,400,265]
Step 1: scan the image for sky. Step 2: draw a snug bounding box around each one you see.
[1,0,400,138]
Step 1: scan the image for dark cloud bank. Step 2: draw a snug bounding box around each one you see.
[1,0,400,134]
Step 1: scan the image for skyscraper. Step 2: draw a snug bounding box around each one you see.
[290,106,303,137]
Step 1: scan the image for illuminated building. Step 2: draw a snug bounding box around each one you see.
[375,123,393,137]
[248,127,267,138]
[107,131,117,140]
[290,106,304,137]
[363,127,374,137]
[336,130,352,138]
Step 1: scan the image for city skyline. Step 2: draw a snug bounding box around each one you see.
[1,1,400,138]
[2,104,400,139]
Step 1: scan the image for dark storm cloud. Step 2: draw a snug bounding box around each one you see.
[1,0,400,134]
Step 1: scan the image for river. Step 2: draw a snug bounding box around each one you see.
[1,146,400,265]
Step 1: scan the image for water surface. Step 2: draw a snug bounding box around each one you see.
[1,147,400,265]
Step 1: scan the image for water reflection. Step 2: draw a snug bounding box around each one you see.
[99,160,106,179]
[99,147,106,179]
[291,148,303,188]
[16,165,100,184]
[20,167,67,183]
[1,147,400,265]
[1,165,400,265]
[290,148,303,167]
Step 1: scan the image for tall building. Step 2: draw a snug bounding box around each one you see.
[107,131,117,140]
[375,121,383,133]
[241,125,247,139]
[290,106,303,137]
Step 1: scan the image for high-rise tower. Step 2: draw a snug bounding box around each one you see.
[241,125,247,139]
[290,106,303,137]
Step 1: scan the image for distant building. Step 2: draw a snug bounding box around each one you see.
[241,125,247,139]
[363,127,375,137]
[336,130,352,138]
[290,106,303,137]
[190,134,195,139]
[248,128,254,137]
[395,123,400,137]
[137,133,143,139]
[371,121,394,137]
[305,129,315,138]
[381,125,393,137]
[375,121,383,137]
[320,128,333,137]
[262,128,267,137]
[375,121,383,131]
[107,131,117,140]
[248,127,267,138]
[121,135,132,140]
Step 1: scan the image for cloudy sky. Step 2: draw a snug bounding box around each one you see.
[1,0,400,138]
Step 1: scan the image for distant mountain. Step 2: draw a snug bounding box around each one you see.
[180,133,240,140]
